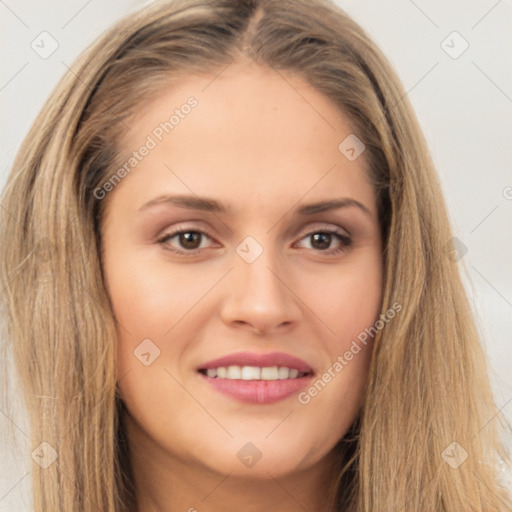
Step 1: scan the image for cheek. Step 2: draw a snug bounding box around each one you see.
[106,256,209,429]
[107,255,205,327]
[107,255,222,346]
[107,254,234,413]
[299,251,383,345]
[293,251,382,417]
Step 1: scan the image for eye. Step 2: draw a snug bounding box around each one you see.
[157,226,351,256]
[295,229,352,255]
[157,229,215,254]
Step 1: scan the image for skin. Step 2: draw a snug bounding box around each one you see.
[101,60,383,512]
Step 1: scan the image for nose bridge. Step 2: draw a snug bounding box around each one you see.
[220,235,299,332]
[235,236,286,302]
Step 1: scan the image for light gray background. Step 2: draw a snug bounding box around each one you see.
[1,1,511,509]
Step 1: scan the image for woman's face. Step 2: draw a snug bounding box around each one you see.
[102,61,383,480]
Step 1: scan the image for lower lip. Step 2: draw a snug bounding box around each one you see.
[200,374,314,404]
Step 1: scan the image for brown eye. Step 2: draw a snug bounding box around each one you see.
[158,229,214,254]
[179,232,202,249]
[295,229,352,255]
[310,232,332,250]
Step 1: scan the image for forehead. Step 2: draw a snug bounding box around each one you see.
[108,61,376,217]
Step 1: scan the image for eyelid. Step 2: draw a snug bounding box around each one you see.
[156,221,352,256]
[291,222,353,254]
[296,222,351,239]
[157,222,215,240]
[157,221,349,241]
[156,223,219,253]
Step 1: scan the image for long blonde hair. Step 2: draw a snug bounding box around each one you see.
[0,0,509,510]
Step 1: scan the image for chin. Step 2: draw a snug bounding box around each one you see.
[190,435,327,480]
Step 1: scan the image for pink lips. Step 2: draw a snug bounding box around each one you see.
[198,351,313,373]
[197,351,315,404]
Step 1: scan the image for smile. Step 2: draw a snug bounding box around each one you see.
[199,365,306,380]
[197,351,315,404]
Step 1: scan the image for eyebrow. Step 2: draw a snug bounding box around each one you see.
[139,194,226,213]
[138,194,372,218]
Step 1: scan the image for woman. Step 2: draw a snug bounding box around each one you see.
[0,0,509,510]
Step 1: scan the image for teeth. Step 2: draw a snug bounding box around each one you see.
[241,366,260,380]
[226,365,241,379]
[261,366,278,380]
[277,367,289,379]
[203,365,304,380]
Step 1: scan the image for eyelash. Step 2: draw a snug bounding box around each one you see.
[156,225,352,257]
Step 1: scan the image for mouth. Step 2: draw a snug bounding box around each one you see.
[197,351,315,404]
[198,366,308,380]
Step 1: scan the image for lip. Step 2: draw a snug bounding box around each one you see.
[197,351,314,374]
[197,351,315,405]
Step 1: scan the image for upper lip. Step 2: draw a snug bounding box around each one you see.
[197,351,314,374]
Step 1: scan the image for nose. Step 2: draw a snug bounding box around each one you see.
[219,248,301,335]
